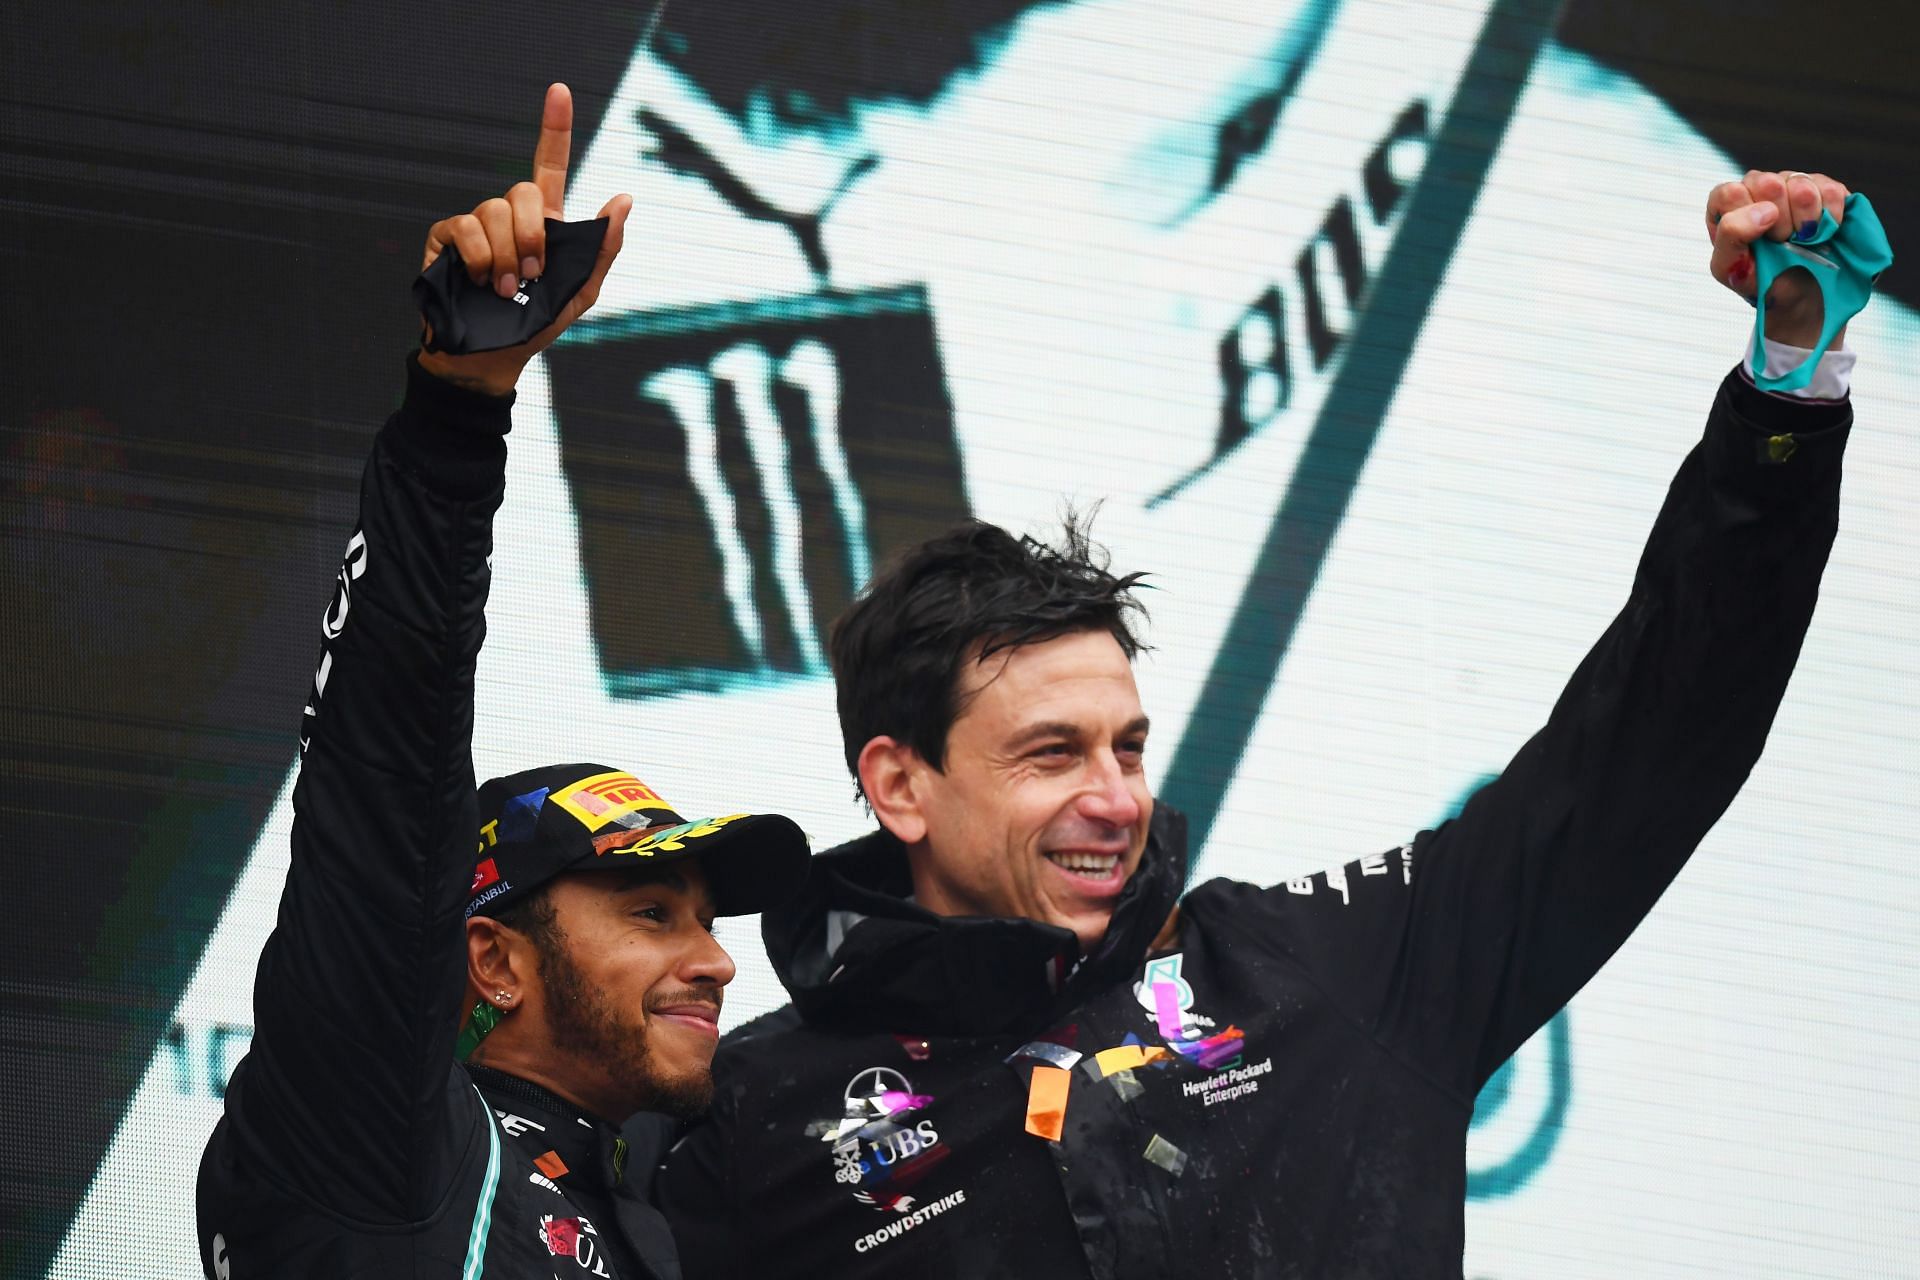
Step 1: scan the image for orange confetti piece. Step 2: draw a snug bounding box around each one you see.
[1024,1064,1071,1140]
[1091,1044,1172,1077]
[534,1149,569,1179]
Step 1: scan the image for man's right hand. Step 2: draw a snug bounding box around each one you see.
[416,82,632,397]
[1707,168,1852,351]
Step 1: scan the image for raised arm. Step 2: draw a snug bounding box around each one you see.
[1210,169,1866,1100]
[219,84,631,1221]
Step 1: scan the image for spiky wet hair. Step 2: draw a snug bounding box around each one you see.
[828,513,1149,797]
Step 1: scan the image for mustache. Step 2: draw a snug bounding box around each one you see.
[1041,820,1138,852]
[648,987,724,1015]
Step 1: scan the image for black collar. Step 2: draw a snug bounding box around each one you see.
[464,1063,630,1189]
[761,805,1190,1038]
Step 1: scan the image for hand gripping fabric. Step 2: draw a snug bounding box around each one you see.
[1749,193,1893,392]
[413,217,607,355]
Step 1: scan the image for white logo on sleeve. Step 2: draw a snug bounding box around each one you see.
[321,529,369,640]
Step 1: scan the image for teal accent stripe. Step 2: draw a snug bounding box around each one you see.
[1161,0,1565,875]
[462,1085,502,1280]
[554,283,928,345]
[1467,1010,1572,1199]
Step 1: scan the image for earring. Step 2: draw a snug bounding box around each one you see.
[496,991,511,1006]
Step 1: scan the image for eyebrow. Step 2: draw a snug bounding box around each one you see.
[612,868,720,919]
[1006,716,1152,750]
[607,868,692,895]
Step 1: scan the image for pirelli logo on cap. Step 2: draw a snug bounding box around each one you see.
[550,771,675,831]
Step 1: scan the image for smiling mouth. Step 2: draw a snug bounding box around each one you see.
[1044,851,1123,880]
[653,1005,721,1039]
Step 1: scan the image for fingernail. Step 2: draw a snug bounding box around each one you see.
[520,256,538,281]
[1729,256,1751,282]
[1752,204,1777,225]
[497,272,518,298]
[1793,220,1819,242]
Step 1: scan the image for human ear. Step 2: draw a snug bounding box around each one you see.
[465,917,531,1008]
[857,735,929,846]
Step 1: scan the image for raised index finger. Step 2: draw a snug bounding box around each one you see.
[531,82,574,217]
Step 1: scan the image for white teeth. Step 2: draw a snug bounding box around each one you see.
[1046,852,1120,875]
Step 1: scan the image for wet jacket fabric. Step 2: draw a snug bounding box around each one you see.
[195,355,679,1280]
[650,369,1851,1279]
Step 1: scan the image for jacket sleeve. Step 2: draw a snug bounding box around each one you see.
[223,353,512,1221]
[1237,367,1850,1099]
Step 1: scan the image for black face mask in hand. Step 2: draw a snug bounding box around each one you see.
[413,216,607,355]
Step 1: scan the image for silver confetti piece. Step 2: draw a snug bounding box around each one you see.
[1006,1040,1083,1070]
[1143,1133,1188,1177]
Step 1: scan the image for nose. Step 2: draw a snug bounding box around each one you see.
[682,924,738,989]
[1077,752,1144,831]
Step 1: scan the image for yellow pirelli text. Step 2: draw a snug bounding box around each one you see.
[550,771,677,832]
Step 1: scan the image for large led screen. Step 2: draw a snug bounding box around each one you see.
[7,1,1918,1276]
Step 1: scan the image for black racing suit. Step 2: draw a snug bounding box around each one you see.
[645,368,1851,1278]
[196,356,680,1280]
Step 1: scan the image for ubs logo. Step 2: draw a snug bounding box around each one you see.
[807,1065,951,1213]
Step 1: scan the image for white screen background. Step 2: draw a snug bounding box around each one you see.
[51,4,1920,1275]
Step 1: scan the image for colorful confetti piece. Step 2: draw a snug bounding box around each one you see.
[1024,1065,1071,1141]
[1152,980,1185,1041]
[1091,1044,1173,1078]
[1006,1041,1083,1070]
[1143,1133,1188,1177]
[1106,1068,1145,1102]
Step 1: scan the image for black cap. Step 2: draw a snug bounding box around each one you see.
[467,763,809,919]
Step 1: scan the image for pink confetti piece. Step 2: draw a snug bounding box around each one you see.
[1152,980,1184,1041]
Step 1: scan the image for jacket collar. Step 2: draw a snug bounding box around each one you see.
[465,1063,630,1191]
[761,805,1189,1037]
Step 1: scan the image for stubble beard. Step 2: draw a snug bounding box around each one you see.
[539,941,716,1121]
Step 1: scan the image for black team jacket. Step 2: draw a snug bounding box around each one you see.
[196,357,680,1279]
[647,369,1851,1278]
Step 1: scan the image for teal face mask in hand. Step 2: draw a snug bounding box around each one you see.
[1749,192,1894,392]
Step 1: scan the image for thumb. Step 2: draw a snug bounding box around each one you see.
[1710,201,1778,295]
[567,193,633,321]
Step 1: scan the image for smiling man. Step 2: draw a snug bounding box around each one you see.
[648,170,1876,1277]
[194,87,809,1280]
[843,527,1154,955]
[460,764,805,1118]
[878,627,1153,946]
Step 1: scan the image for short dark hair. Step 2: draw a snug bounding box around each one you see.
[485,884,562,957]
[828,513,1149,796]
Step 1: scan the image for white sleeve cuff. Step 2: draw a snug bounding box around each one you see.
[1755,337,1855,400]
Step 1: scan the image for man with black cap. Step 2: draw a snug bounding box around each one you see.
[459,768,804,1124]
[194,85,807,1279]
